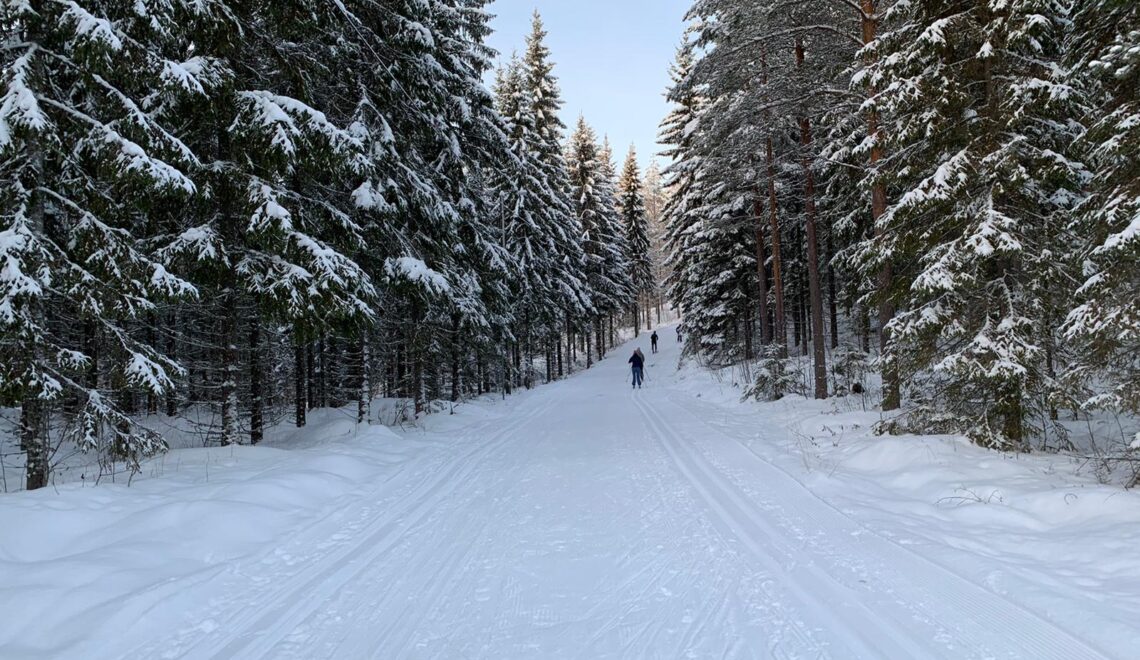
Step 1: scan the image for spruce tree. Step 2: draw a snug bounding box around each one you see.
[1064,0,1140,425]
[863,0,1084,448]
[659,42,704,339]
[159,0,376,443]
[619,147,654,333]
[0,0,198,488]
[519,13,592,375]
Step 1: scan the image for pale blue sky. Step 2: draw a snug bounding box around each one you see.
[485,0,691,170]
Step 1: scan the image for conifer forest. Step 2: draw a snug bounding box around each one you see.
[1,0,1138,489]
[3,2,1140,658]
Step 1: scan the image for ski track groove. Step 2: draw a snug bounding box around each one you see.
[633,390,901,659]
[135,392,560,660]
[640,387,1113,660]
[323,405,559,660]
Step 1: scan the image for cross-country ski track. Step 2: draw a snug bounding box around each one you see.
[2,326,1127,660]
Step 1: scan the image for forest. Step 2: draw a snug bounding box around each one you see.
[662,0,1140,466]
[2,0,1138,491]
[0,2,658,490]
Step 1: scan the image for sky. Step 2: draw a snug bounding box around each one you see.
[485,0,691,171]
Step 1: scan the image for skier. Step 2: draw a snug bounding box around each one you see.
[628,348,645,389]
[650,331,659,354]
[676,328,682,343]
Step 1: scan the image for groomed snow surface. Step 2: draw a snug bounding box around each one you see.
[2,325,1139,659]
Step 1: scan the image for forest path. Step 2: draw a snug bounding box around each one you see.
[111,326,1113,660]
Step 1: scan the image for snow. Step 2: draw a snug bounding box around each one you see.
[1,326,1138,658]
[62,2,123,51]
[384,256,451,294]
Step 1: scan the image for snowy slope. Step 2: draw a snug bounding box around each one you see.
[1,327,1138,659]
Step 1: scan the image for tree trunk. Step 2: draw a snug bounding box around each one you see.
[294,331,306,428]
[220,303,239,445]
[23,399,48,491]
[761,51,788,353]
[413,352,425,416]
[358,337,370,424]
[249,311,263,445]
[827,229,840,350]
[795,39,828,400]
[565,315,573,376]
[743,309,754,361]
[451,316,461,402]
[753,197,772,345]
[766,140,788,351]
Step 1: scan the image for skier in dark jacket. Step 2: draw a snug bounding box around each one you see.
[628,348,645,389]
[650,331,659,354]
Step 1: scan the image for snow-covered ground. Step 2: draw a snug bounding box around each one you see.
[2,325,1138,659]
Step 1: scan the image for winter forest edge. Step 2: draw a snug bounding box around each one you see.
[1,0,1139,493]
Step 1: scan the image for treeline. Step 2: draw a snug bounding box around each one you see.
[0,3,655,490]
[664,0,1139,453]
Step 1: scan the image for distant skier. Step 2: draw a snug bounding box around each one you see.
[628,348,645,389]
[676,328,682,343]
[650,331,659,354]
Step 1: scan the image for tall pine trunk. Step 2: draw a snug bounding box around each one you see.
[795,38,828,400]
[765,138,787,352]
[753,197,772,345]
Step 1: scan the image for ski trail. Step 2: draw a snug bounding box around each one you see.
[126,392,561,660]
[61,325,1132,659]
[632,386,1113,660]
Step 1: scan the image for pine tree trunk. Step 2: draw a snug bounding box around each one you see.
[766,140,787,352]
[761,51,788,354]
[249,311,263,445]
[753,197,772,345]
[795,39,828,400]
